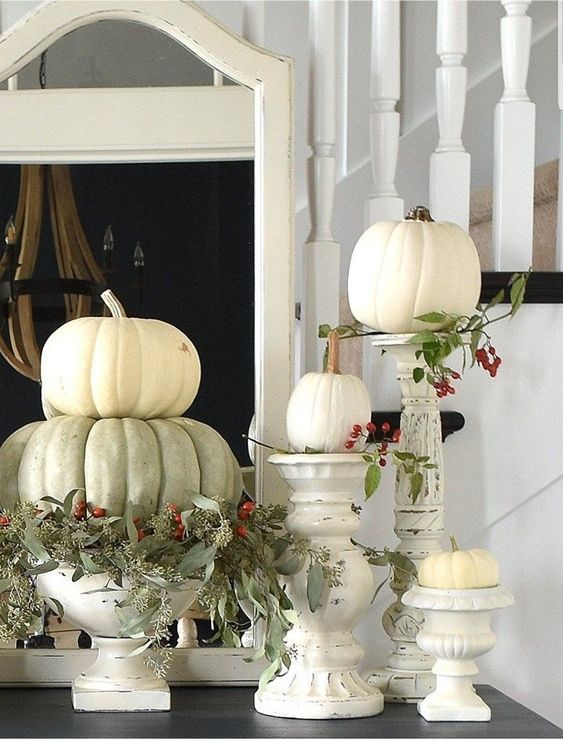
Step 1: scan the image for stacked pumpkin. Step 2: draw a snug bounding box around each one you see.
[0,290,242,519]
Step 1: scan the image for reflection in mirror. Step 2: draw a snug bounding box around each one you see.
[0,162,254,465]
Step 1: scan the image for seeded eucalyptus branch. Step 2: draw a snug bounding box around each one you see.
[0,492,338,688]
[353,539,418,601]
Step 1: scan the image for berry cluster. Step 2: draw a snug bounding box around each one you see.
[166,503,186,541]
[235,499,255,539]
[475,344,502,377]
[73,500,106,521]
[433,371,461,398]
[345,421,401,466]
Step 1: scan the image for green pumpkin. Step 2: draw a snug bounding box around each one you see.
[0,416,242,516]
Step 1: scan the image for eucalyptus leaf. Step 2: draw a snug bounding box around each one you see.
[25,559,58,576]
[22,527,50,562]
[177,543,217,578]
[306,561,325,612]
[272,549,303,576]
[63,489,81,517]
[189,493,221,513]
[0,578,12,593]
[47,597,65,618]
[364,463,381,500]
[80,552,108,574]
[410,471,423,503]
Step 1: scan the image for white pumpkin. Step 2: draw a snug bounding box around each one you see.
[418,538,499,589]
[0,415,242,516]
[40,290,201,420]
[286,331,372,453]
[347,206,481,333]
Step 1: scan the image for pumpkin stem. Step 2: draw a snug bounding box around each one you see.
[450,535,459,552]
[326,331,341,375]
[100,289,127,318]
[405,206,434,223]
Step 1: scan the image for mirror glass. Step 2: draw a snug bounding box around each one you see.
[0,12,269,667]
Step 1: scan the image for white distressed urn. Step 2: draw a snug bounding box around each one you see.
[254,453,384,719]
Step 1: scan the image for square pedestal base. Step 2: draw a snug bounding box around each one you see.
[417,696,491,722]
[72,686,171,712]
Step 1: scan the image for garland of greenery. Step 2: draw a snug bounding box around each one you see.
[0,491,341,688]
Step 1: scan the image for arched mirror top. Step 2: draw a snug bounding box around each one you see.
[0,0,290,91]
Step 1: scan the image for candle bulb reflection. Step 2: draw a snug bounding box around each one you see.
[134,241,144,305]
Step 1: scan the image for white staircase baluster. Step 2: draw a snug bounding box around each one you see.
[242,0,265,47]
[366,0,404,225]
[304,0,340,372]
[492,0,535,270]
[429,0,470,230]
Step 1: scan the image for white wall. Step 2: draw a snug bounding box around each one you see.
[1,0,562,729]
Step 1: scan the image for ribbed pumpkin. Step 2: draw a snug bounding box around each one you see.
[40,290,201,420]
[347,206,481,333]
[286,331,372,453]
[418,538,499,590]
[0,416,242,516]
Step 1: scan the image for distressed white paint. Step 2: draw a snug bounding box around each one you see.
[366,0,404,226]
[367,336,445,703]
[37,567,197,711]
[429,0,470,229]
[403,585,515,722]
[255,454,384,719]
[492,0,535,270]
[304,0,340,372]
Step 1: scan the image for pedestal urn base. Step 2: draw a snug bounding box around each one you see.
[402,585,515,722]
[254,454,384,719]
[37,567,197,712]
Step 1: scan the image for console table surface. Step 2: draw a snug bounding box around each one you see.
[0,685,561,738]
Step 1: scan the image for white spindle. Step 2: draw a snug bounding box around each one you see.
[492,0,535,270]
[242,0,265,47]
[304,0,340,372]
[429,0,470,230]
[556,0,563,270]
[366,0,404,225]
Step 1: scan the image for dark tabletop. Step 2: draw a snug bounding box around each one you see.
[0,684,561,738]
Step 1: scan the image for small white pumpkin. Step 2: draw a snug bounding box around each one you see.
[286,331,372,453]
[418,537,499,590]
[40,290,201,420]
[347,206,481,333]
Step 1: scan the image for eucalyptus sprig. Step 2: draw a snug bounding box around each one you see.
[353,541,418,600]
[0,492,337,689]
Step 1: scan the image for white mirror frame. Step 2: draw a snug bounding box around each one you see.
[0,0,293,685]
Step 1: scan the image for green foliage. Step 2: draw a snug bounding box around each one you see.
[0,496,339,687]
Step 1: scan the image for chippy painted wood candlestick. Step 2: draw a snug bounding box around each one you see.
[367,334,444,703]
[402,584,514,721]
[254,453,384,719]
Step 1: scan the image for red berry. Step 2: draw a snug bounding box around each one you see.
[133,516,141,525]
[380,441,389,451]
[174,526,185,541]
[174,513,183,524]
[0,515,10,526]
[352,424,362,433]
[366,422,376,434]
[241,501,255,512]
[381,422,390,433]
[379,457,387,467]
[489,346,496,354]
[238,509,250,521]
[137,530,146,541]
[490,367,497,377]
[392,429,401,442]
[236,525,248,538]
[345,440,355,449]
[350,431,360,439]
[452,371,461,380]
[92,507,106,518]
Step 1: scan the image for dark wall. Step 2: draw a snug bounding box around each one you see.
[0,162,254,465]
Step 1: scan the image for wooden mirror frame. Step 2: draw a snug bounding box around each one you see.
[0,0,293,685]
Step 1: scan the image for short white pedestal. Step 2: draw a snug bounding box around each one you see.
[254,454,384,719]
[72,636,171,712]
[402,585,515,721]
